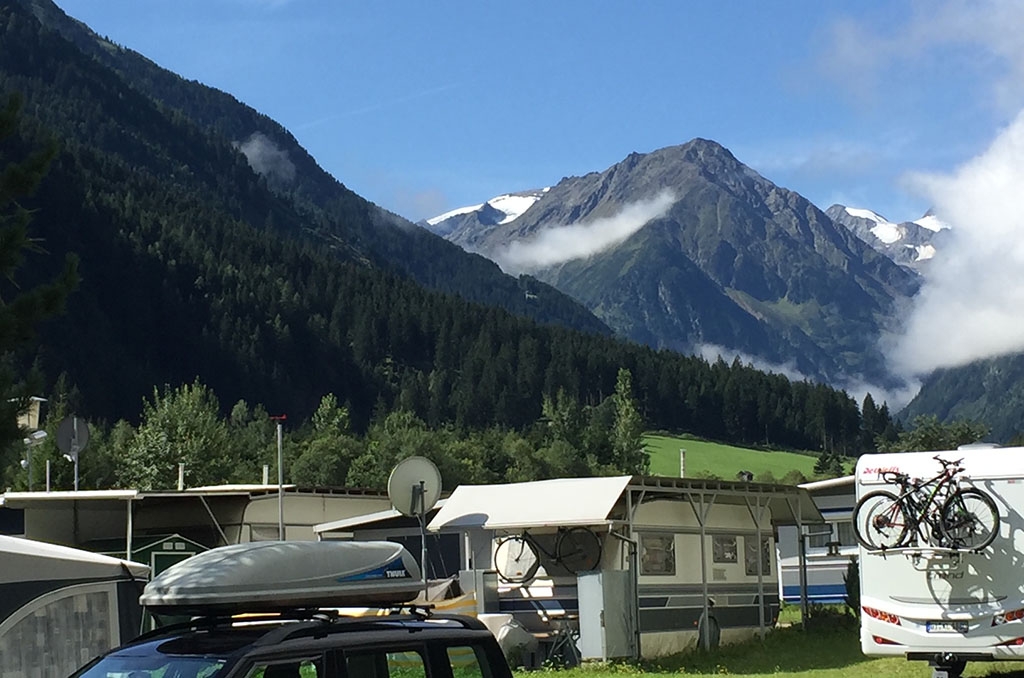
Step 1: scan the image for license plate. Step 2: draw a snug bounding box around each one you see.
[927,621,968,633]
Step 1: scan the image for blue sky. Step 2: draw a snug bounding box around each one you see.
[56,0,1022,224]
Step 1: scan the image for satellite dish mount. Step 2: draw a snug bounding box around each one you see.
[387,456,442,598]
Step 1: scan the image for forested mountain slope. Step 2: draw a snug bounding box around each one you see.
[0,0,885,466]
[10,0,608,335]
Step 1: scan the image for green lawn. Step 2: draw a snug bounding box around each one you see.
[514,624,1024,677]
[644,433,823,481]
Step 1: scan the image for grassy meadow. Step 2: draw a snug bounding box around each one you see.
[644,433,821,481]
[512,623,1024,678]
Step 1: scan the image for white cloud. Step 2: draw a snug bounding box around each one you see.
[885,110,1024,376]
[699,344,920,411]
[821,1,1024,112]
[235,132,296,184]
[494,190,675,273]
[696,344,808,383]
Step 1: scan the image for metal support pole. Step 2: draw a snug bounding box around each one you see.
[276,420,284,540]
[415,480,429,600]
[126,498,134,562]
[798,529,809,629]
[72,416,80,492]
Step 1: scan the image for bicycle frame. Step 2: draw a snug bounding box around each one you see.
[884,458,964,546]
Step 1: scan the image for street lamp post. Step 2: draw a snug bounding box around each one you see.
[270,415,287,540]
[22,430,47,491]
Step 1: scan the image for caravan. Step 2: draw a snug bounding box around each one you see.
[856,446,1024,678]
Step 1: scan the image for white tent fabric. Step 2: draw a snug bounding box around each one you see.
[0,534,149,583]
[427,476,632,531]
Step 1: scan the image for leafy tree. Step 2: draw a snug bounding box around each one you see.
[114,379,233,489]
[876,415,989,454]
[843,557,860,617]
[291,394,362,486]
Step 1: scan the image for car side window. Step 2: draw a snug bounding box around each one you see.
[444,645,493,678]
[245,657,321,678]
[341,649,426,678]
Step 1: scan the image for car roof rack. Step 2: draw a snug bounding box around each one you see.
[132,605,486,648]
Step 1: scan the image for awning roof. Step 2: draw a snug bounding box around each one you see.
[314,499,447,535]
[428,476,632,532]
[427,475,823,532]
[799,475,855,492]
[1,490,139,506]
[626,476,824,526]
[0,534,150,582]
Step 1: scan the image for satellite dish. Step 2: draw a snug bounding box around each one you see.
[56,416,90,462]
[387,456,442,517]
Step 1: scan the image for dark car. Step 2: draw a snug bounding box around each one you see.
[70,610,512,678]
[69,540,513,678]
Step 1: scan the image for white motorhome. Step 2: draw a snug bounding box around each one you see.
[856,446,1024,678]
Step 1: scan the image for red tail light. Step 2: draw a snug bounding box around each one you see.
[993,609,1024,626]
[998,637,1024,646]
[863,606,901,625]
[872,635,901,645]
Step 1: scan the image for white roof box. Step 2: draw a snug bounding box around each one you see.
[140,540,421,615]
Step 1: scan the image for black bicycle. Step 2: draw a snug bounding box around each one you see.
[853,456,999,551]
[493,527,603,583]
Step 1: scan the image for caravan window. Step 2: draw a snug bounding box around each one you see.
[744,536,771,576]
[712,536,737,563]
[639,533,675,575]
[807,521,854,549]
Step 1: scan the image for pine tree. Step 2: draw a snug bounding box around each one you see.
[0,94,78,466]
[611,368,648,474]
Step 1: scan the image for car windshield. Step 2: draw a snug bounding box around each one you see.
[72,654,227,678]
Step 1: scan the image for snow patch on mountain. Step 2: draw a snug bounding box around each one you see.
[427,189,548,228]
[914,213,949,232]
[828,204,948,268]
[426,203,484,226]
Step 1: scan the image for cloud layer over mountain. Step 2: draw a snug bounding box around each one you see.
[887,111,1024,376]
[494,190,675,273]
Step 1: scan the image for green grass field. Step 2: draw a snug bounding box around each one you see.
[513,624,1024,678]
[644,433,822,481]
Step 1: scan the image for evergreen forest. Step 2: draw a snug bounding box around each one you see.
[0,2,902,491]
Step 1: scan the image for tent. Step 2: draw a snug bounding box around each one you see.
[0,534,149,677]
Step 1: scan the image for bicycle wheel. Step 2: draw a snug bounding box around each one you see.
[494,535,541,583]
[938,488,1000,550]
[853,490,910,549]
[556,527,602,573]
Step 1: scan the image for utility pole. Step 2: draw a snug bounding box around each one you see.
[270,415,287,540]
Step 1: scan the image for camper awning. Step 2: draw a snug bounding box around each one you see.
[0,534,150,583]
[625,475,824,527]
[314,499,447,536]
[0,490,139,506]
[428,475,823,533]
[427,476,632,532]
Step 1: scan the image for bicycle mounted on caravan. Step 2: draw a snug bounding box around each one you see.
[853,455,999,552]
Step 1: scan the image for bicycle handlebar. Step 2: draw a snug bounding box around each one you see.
[881,470,909,485]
